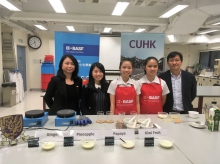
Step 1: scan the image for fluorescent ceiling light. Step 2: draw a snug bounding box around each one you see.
[66,26,75,31]
[197,30,219,34]
[112,2,129,16]
[48,0,66,13]
[167,35,175,42]
[159,1,189,18]
[0,0,20,11]
[160,5,188,18]
[103,27,112,33]
[212,22,220,25]
[35,25,47,30]
[135,28,146,32]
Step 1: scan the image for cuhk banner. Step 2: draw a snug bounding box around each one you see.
[121,33,165,79]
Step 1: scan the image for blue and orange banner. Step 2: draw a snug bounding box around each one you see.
[55,32,100,79]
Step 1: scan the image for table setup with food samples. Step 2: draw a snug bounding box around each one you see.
[0,106,219,164]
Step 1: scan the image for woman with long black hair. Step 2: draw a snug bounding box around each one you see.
[44,54,82,115]
[80,62,110,115]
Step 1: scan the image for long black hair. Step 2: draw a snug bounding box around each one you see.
[57,54,79,80]
[88,62,108,91]
[143,57,158,74]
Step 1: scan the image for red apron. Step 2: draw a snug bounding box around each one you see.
[115,84,137,115]
[140,78,163,114]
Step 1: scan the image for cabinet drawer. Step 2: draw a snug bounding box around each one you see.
[205,82,216,86]
[215,80,220,85]
[202,97,220,106]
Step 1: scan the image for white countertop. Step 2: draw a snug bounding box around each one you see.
[0,115,219,164]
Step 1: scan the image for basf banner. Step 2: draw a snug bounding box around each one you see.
[55,32,100,79]
[121,33,165,79]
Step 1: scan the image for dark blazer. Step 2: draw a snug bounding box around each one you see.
[158,70,196,114]
[44,75,82,115]
[80,82,110,115]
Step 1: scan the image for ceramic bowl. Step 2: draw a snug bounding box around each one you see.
[158,112,168,119]
[140,123,154,129]
[81,138,96,149]
[126,123,140,133]
[169,112,180,119]
[159,136,174,148]
[121,137,135,149]
[123,118,135,126]
[188,111,199,118]
[138,118,150,124]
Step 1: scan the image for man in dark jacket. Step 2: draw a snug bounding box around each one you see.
[158,51,197,114]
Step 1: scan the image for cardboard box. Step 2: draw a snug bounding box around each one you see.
[208,106,220,131]
[204,104,220,125]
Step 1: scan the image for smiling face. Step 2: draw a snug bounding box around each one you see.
[167,55,182,71]
[120,61,133,79]
[145,59,158,77]
[62,57,75,75]
[92,66,104,84]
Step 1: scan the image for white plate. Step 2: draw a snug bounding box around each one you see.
[189,122,206,129]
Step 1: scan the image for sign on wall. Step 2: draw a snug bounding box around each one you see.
[121,33,165,79]
[55,32,100,79]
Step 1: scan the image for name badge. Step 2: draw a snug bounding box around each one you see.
[105,129,135,139]
[138,129,167,139]
[35,131,70,142]
[70,130,101,140]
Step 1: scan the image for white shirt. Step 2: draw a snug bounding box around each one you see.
[138,76,170,95]
[107,76,140,95]
[95,84,101,89]
[171,71,184,111]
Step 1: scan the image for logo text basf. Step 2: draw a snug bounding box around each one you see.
[148,96,160,99]
[123,100,133,103]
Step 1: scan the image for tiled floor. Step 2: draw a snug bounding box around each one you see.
[0,91,44,117]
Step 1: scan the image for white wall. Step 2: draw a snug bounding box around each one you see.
[13,29,29,89]
[164,44,201,71]
[0,24,2,105]
[28,32,54,89]
[99,37,121,70]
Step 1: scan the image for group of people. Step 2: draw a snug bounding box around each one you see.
[44,51,197,116]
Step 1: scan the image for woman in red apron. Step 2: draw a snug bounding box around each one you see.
[139,57,170,114]
[107,59,140,115]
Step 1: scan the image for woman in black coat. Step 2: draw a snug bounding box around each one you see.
[80,62,110,115]
[44,54,82,115]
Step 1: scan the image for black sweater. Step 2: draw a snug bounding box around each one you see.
[80,82,110,115]
[44,75,82,115]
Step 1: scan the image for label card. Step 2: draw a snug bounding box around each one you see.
[105,129,135,139]
[70,130,101,140]
[138,129,167,139]
[35,131,70,142]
